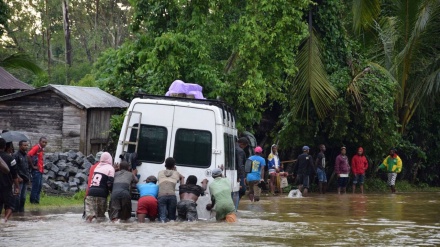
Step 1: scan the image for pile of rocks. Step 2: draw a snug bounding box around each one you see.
[42,150,96,194]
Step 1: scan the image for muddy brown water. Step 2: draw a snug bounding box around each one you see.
[1,193,439,246]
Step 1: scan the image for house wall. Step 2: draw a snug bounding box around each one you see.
[0,91,65,152]
[61,106,82,152]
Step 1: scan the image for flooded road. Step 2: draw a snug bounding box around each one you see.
[1,192,439,246]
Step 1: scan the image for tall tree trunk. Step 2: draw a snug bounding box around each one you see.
[45,0,51,77]
[94,0,99,53]
[63,0,72,67]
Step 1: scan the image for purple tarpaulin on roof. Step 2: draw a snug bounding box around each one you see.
[165,80,205,99]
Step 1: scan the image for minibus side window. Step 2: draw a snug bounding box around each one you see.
[174,129,212,168]
[224,134,235,170]
[128,124,167,163]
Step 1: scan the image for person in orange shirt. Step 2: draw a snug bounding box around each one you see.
[351,147,368,194]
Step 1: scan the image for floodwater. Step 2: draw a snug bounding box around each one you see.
[1,193,440,246]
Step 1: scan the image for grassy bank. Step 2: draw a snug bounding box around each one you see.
[25,190,85,210]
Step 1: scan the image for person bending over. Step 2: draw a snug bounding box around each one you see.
[177,175,208,221]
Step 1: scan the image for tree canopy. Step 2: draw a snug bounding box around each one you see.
[3,0,440,186]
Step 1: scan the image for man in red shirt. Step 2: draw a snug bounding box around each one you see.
[351,147,368,194]
[28,137,47,204]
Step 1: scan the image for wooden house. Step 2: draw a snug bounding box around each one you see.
[0,84,128,155]
[0,67,34,96]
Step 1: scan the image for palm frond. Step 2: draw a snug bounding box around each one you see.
[372,17,399,71]
[352,0,381,33]
[0,53,44,75]
[411,55,440,100]
[289,30,337,120]
[394,0,440,107]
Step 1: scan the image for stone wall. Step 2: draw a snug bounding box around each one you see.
[42,150,96,194]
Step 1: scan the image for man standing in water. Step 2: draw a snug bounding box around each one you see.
[246,146,266,202]
[177,175,208,221]
[28,137,47,204]
[315,144,327,194]
[0,138,19,222]
[268,144,281,195]
[294,146,314,197]
[351,147,368,194]
[206,168,236,222]
[335,147,350,194]
[13,140,31,212]
[377,148,402,193]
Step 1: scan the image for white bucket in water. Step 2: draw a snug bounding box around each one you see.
[287,189,302,198]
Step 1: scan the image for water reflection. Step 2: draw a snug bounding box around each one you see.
[1,193,439,246]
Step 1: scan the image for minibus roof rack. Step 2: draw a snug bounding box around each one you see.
[134,92,237,124]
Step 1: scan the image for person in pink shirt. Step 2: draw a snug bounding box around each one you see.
[351,147,368,194]
[85,152,115,222]
[334,147,350,194]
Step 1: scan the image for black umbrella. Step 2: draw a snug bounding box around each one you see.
[0,131,30,143]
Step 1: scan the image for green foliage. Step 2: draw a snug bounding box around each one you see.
[0,53,44,75]
[75,74,98,87]
[95,0,310,129]
[352,0,381,33]
[289,30,338,120]
[0,0,8,38]
[107,112,126,153]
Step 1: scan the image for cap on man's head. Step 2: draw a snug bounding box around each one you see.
[302,146,310,151]
[341,146,346,150]
[254,146,263,154]
[212,168,223,177]
[95,151,104,162]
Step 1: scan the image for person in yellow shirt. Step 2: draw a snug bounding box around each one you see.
[377,148,402,193]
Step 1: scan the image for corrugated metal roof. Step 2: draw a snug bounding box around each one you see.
[0,67,34,90]
[50,85,128,109]
[0,84,128,109]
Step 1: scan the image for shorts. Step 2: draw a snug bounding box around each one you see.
[85,196,107,219]
[296,174,310,189]
[317,168,327,183]
[137,196,158,219]
[177,199,198,221]
[338,177,348,187]
[0,186,14,211]
[225,212,237,223]
[248,180,262,201]
[268,169,277,174]
[353,174,365,185]
[387,173,397,186]
[109,191,132,220]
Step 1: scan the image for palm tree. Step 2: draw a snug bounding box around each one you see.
[352,0,440,132]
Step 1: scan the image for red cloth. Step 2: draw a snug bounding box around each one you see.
[85,162,99,197]
[351,148,368,175]
[137,196,158,219]
[28,144,44,173]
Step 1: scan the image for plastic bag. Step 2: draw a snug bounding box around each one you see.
[280,177,288,188]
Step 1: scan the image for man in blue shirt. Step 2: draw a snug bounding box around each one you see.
[136,175,159,222]
[246,146,266,202]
